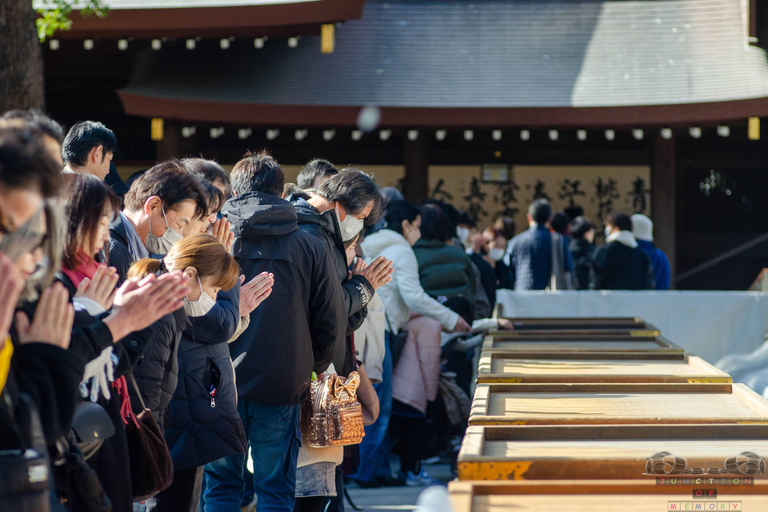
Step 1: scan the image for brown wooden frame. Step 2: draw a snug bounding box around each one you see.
[468,383,768,426]
[480,335,685,360]
[476,354,731,384]
[457,424,768,481]
[449,480,768,512]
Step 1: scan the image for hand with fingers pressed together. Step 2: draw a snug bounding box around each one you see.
[103,270,190,342]
[75,264,119,311]
[15,283,75,349]
[0,254,23,344]
[353,256,394,290]
[210,217,235,253]
[239,272,274,317]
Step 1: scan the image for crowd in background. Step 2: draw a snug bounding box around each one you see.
[0,110,673,512]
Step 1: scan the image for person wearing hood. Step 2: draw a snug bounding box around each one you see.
[203,151,347,512]
[591,212,654,290]
[352,200,470,488]
[631,214,671,290]
[108,160,209,281]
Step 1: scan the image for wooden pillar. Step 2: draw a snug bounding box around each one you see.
[155,121,182,161]
[651,133,676,284]
[402,135,430,202]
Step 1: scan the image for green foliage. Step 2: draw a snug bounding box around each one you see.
[35,0,110,41]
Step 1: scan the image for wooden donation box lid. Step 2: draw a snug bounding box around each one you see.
[492,317,660,337]
[481,335,684,360]
[477,355,731,384]
[448,480,768,512]
[468,383,768,425]
[457,424,768,481]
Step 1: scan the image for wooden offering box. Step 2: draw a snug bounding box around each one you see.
[493,317,660,337]
[481,335,684,360]
[477,355,731,384]
[458,424,768,480]
[449,480,768,512]
[468,383,768,426]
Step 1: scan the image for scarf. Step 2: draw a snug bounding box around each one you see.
[62,251,102,288]
[606,230,639,249]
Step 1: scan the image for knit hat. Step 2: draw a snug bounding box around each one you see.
[631,214,653,242]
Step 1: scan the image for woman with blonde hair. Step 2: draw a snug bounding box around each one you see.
[131,234,272,512]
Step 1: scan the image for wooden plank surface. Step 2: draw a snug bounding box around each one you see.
[481,336,685,361]
[502,318,652,329]
[477,355,731,384]
[458,424,768,480]
[449,481,768,511]
[470,383,768,425]
[491,329,661,337]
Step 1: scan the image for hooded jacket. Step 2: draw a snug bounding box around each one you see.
[637,240,671,290]
[291,198,374,375]
[360,229,459,333]
[591,231,654,290]
[164,283,247,470]
[223,192,347,405]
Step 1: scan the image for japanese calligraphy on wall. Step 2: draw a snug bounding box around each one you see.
[429,165,651,230]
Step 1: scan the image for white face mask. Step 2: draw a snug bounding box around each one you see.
[184,275,216,317]
[456,227,470,245]
[145,206,183,255]
[604,226,612,238]
[335,206,364,243]
[488,248,505,262]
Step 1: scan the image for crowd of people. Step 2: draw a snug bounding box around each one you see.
[0,110,673,512]
[501,199,671,292]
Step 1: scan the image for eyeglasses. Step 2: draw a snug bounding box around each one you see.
[0,207,18,235]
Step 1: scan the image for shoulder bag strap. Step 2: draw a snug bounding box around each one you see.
[126,372,148,412]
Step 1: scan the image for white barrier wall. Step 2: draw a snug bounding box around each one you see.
[496,290,768,364]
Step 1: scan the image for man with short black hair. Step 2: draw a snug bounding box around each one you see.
[591,212,653,290]
[109,160,208,280]
[297,158,338,190]
[505,199,573,290]
[205,151,347,512]
[62,120,118,180]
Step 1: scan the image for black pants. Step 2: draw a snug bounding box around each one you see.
[147,466,203,512]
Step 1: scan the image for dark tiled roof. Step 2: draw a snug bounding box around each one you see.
[121,0,768,110]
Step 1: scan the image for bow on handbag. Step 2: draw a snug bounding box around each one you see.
[333,372,360,401]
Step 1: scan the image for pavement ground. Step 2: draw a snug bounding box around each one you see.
[344,462,454,512]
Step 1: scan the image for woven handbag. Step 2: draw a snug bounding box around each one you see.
[306,372,364,448]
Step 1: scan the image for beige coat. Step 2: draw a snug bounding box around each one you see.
[391,315,442,415]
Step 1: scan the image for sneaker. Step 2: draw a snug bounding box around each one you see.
[405,471,425,487]
[405,470,442,487]
[417,470,442,485]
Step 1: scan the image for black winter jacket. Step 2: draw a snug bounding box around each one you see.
[0,341,85,450]
[223,192,347,405]
[164,283,247,470]
[291,198,373,375]
[591,240,654,291]
[128,309,188,428]
[569,238,596,290]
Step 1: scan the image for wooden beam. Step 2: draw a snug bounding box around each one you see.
[651,133,676,283]
[402,135,429,202]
